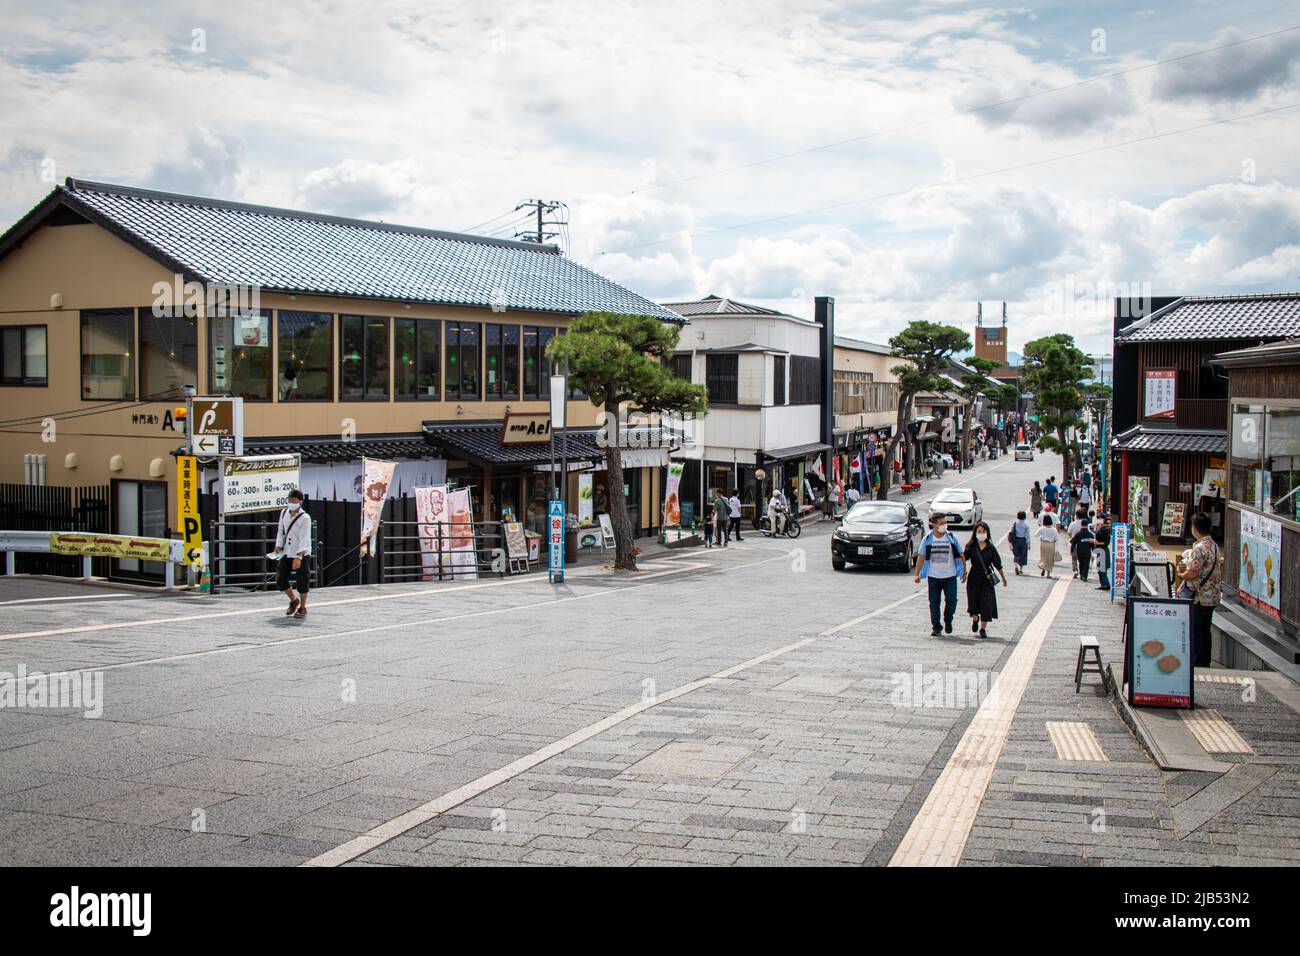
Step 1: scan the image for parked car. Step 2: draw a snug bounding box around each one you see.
[831,500,925,572]
[1015,443,1034,462]
[924,487,983,528]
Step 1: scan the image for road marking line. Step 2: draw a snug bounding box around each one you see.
[0,552,794,684]
[1046,721,1108,761]
[819,591,923,636]
[888,576,1071,867]
[1181,708,1254,754]
[301,583,921,867]
[0,593,132,605]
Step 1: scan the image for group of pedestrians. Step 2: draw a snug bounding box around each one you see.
[702,489,745,548]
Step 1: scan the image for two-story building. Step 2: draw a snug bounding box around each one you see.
[832,335,901,495]
[1111,293,1300,545]
[0,178,681,580]
[662,294,831,524]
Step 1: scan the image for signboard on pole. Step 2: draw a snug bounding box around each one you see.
[220,455,300,515]
[663,462,684,527]
[1126,597,1194,709]
[1110,520,1130,602]
[358,458,396,558]
[414,485,448,581]
[190,397,244,456]
[1238,509,1282,621]
[177,454,204,566]
[548,499,564,582]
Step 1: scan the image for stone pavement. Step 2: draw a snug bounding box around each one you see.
[2,454,1297,867]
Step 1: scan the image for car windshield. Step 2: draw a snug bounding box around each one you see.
[845,504,907,524]
[934,491,973,504]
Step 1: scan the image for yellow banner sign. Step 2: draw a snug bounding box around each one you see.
[177,455,204,566]
[49,532,171,562]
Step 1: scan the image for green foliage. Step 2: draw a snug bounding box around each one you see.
[881,322,971,490]
[546,312,707,416]
[1021,334,1090,478]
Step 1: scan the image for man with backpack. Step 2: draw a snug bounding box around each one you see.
[913,513,966,637]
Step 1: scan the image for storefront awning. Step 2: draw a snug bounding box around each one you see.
[762,441,831,462]
[244,433,434,463]
[1113,425,1226,455]
[423,422,678,469]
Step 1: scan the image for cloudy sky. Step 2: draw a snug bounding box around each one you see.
[2,0,1298,355]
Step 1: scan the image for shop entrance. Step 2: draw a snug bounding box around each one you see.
[113,478,167,579]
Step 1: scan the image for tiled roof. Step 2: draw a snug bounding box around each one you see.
[1112,424,1226,455]
[1117,293,1300,342]
[834,335,891,355]
[244,434,434,462]
[424,422,678,466]
[3,179,679,321]
[1213,337,1300,366]
[664,295,805,320]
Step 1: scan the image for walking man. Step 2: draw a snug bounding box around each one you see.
[272,489,312,619]
[914,513,965,637]
[713,489,731,547]
[1043,476,1059,513]
[727,489,744,542]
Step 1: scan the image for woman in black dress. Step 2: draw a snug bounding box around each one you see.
[963,520,1009,639]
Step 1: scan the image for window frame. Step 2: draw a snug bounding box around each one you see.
[485,322,521,401]
[80,308,136,402]
[705,353,739,405]
[276,310,335,403]
[208,311,273,402]
[394,317,442,402]
[339,314,391,401]
[445,320,483,401]
[0,324,48,386]
[522,325,557,400]
[137,306,198,401]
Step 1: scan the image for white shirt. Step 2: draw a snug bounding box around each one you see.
[276,506,312,557]
[728,495,741,518]
[1067,518,1083,539]
[768,495,783,515]
[1036,524,1060,543]
[1078,486,1091,504]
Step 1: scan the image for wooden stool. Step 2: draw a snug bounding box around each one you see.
[1075,635,1103,693]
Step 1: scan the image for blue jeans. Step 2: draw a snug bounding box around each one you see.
[928,576,958,631]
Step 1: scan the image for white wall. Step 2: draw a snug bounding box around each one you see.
[761,404,821,452]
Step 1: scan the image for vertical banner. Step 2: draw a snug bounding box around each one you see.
[832,455,844,504]
[578,472,594,526]
[1128,476,1149,545]
[663,462,684,527]
[1110,521,1131,602]
[446,487,478,580]
[177,454,204,567]
[1143,369,1176,419]
[359,458,397,557]
[414,485,448,581]
[1238,510,1282,621]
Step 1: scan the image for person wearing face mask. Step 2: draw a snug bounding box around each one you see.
[914,513,965,637]
[963,521,1007,639]
[272,489,312,619]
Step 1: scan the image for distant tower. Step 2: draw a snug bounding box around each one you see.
[975,301,1008,370]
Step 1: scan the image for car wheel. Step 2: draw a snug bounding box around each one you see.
[898,543,913,572]
[832,556,846,571]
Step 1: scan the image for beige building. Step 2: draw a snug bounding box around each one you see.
[832,335,903,494]
[0,179,679,579]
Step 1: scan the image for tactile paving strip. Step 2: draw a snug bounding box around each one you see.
[1180,708,1254,754]
[1046,721,1108,761]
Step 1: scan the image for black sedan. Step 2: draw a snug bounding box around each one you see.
[831,500,926,572]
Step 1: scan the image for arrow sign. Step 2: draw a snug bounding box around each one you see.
[192,435,219,455]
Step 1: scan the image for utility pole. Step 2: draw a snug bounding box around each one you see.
[514,199,567,247]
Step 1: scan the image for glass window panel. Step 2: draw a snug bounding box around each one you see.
[2,328,20,382]
[210,313,271,400]
[1230,404,1266,508]
[341,315,365,398]
[139,308,197,399]
[502,325,519,399]
[485,324,502,398]
[278,311,332,400]
[445,322,461,397]
[523,326,539,398]
[24,326,47,382]
[1265,405,1300,520]
[365,317,388,398]
[81,309,135,400]
[460,322,480,399]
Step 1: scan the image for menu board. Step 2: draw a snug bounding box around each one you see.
[1160,501,1186,539]
[504,521,528,561]
[1127,598,1194,709]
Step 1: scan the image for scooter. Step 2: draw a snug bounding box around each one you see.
[758,513,802,538]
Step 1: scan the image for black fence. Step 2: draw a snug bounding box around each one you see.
[200,492,515,593]
[0,483,112,576]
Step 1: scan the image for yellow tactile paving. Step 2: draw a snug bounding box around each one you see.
[889,578,1072,867]
[1045,721,1108,761]
[1180,708,1254,754]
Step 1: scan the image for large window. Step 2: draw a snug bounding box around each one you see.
[340,315,389,400]
[669,353,692,382]
[278,311,333,401]
[485,323,520,400]
[210,312,272,400]
[790,355,822,405]
[773,355,786,406]
[395,318,440,400]
[81,309,135,400]
[522,326,556,399]
[705,353,739,405]
[1233,403,1300,520]
[1,325,47,386]
[445,321,481,400]
[138,308,197,400]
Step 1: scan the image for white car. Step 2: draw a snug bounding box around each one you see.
[926,488,984,528]
[939,453,956,469]
[1015,444,1034,462]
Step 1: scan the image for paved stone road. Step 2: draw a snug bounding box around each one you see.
[1,455,1296,866]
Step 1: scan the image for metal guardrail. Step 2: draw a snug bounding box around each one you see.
[379,520,511,582]
[208,518,321,595]
[0,530,192,588]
